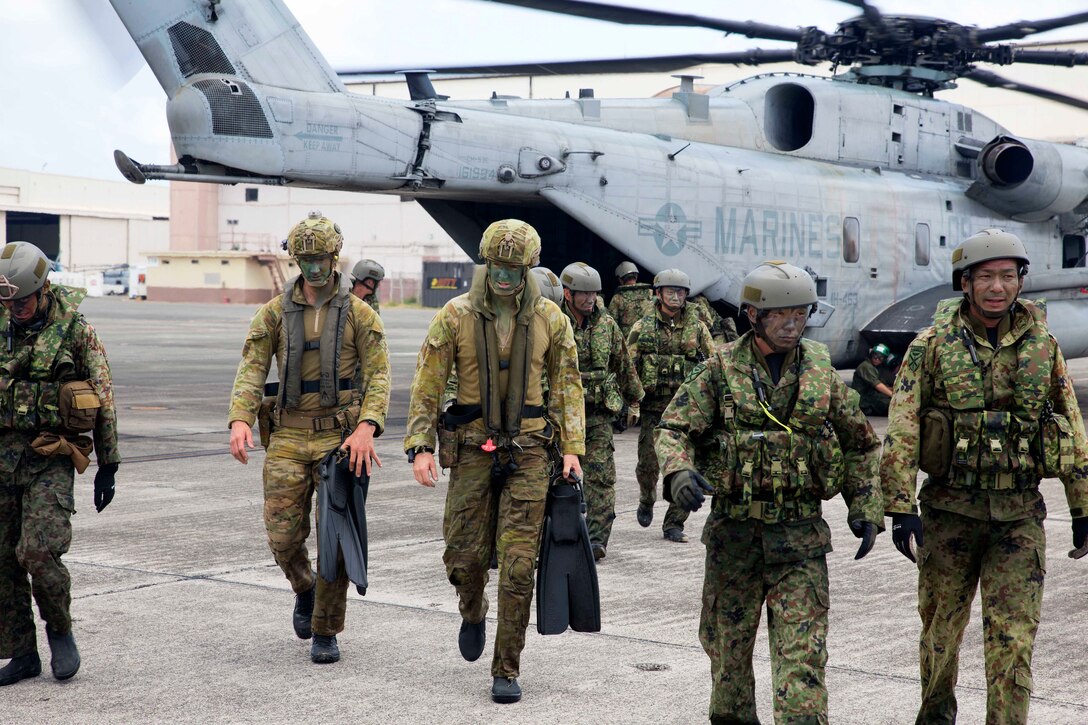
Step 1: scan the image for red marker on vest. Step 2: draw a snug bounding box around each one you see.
[481,438,497,452]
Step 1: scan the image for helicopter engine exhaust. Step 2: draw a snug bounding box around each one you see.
[967,134,1088,222]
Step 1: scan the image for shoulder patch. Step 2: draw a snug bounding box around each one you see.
[907,344,924,372]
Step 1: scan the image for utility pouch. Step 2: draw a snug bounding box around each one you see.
[978,410,1012,473]
[918,408,952,477]
[694,429,735,496]
[1037,411,1074,478]
[58,380,100,434]
[0,377,14,429]
[11,380,39,432]
[257,396,276,448]
[640,355,658,390]
[438,425,460,469]
[810,421,844,500]
[602,377,624,416]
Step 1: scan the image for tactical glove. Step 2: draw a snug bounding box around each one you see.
[890,512,923,563]
[668,470,713,513]
[94,462,118,513]
[612,405,629,434]
[849,520,877,560]
[1071,517,1088,559]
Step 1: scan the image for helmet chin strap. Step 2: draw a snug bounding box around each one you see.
[964,289,1015,320]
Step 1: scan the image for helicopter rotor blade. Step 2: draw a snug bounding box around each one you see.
[337,49,799,78]
[1007,48,1088,67]
[963,68,1088,111]
[975,12,1088,43]
[480,0,805,42]
[834,0,889,36]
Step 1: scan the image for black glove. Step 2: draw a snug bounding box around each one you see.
[612,405,629,434]
[669,470,713,513]
[1071,517,1088,559]
[849,520,877,560]
[94,462,118,513]
[890,512,923,563]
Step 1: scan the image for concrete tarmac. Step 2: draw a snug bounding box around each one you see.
[4,297,1088,724]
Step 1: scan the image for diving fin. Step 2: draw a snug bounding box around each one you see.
[317,448,369,595]
[536,481,600,635]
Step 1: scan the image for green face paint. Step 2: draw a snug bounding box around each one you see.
[488,261,524,296]
[297,254,334,287]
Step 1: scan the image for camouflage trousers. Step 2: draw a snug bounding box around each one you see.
[263,426,349,637]
[0,452,76,659]
[443,443,550,679]
[636,409,690,532]
[915,505,1045,725]
[700,512,829,725]
[583,422,616,549]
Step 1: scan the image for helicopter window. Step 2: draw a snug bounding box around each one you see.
[764,84,814,152]
[842,218,860,264]
[940,236,947,248]
[915,224,931,266]
[1063,235,1086,268]
[892,132,902,143]
[893,105,904,116]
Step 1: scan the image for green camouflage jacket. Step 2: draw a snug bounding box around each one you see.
[881,297,1088,521]
[656,332,883,527]
[691,294,739,345]
[607,283,654,338]
[627,302,714,412]
[562,299,643,428]
[0,285,121,469]
[229,275,391,434]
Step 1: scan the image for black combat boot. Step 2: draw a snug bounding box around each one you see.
[458,618,486,662]
[592,543,606,561]
[293,583,316,640]
[636,504,653,527]
[45,626,81,680]
[0,652,41,686]
[663,527,689,543]
[491,676,522,704]
[310,634,340,664]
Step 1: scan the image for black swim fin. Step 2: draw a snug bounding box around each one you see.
[536,481,600,635]
[317,448,369,595]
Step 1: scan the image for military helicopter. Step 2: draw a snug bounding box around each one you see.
[107,0,1088,363]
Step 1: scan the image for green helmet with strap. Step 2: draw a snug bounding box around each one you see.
[615,261,639,279]
[286,210,343,257]
[531,267,564,304]
[351,258,385,283]
[951,228,1029,289]
[479,219,541,267]
[652,268,691,290]
[560,262,602,292]
[0,242,50,301]
[870,343,891,359]
[740,261,818,311]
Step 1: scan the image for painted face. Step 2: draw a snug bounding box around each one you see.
[657,286,687,311]
[752,305,809,353]
[963,258,1022,320]
[297,254,334,287]
[566,289,597,315]
[619,274,638,286]
[488,261,524,296]
[2,293,39,324]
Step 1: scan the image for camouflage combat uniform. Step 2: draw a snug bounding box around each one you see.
[657,332,883,724]
[691,294,739,346]
[229,274,390,638]
[0,286,120,659]
[607,283,654,338]
[627,302,714,534]
[881,297,1088,725]
[850,358,889,416]
[404,267,584,679]
[361,292,380,316]
[562,297,643,551]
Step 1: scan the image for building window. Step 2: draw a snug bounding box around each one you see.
[245,188,259,202]
[843,217,860,263]
[915,223,931,266]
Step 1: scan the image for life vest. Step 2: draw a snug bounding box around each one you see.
[634,304,706,406]
[275,277,354,411]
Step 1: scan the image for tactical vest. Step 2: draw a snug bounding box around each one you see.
[0,286,86,433]
[710,339,845,523]
[274,278,354,411]
[635,304,705,407]
[929,298,1070,488]
[571,306,623,416]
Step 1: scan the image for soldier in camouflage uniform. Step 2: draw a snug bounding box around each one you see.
[850,343,894,416]
[880,229,1088,725]
[691,293,739,346]
[559,262,643,561]
[657,261,883,724]
[607,260,655,339]
[229,211,391,665]
[350,258,385,315]
[627,268,714,542]
[405,219,584,704]
[0,242,120,686]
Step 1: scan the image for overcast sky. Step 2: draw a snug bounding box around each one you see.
[1,0,1087,182]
